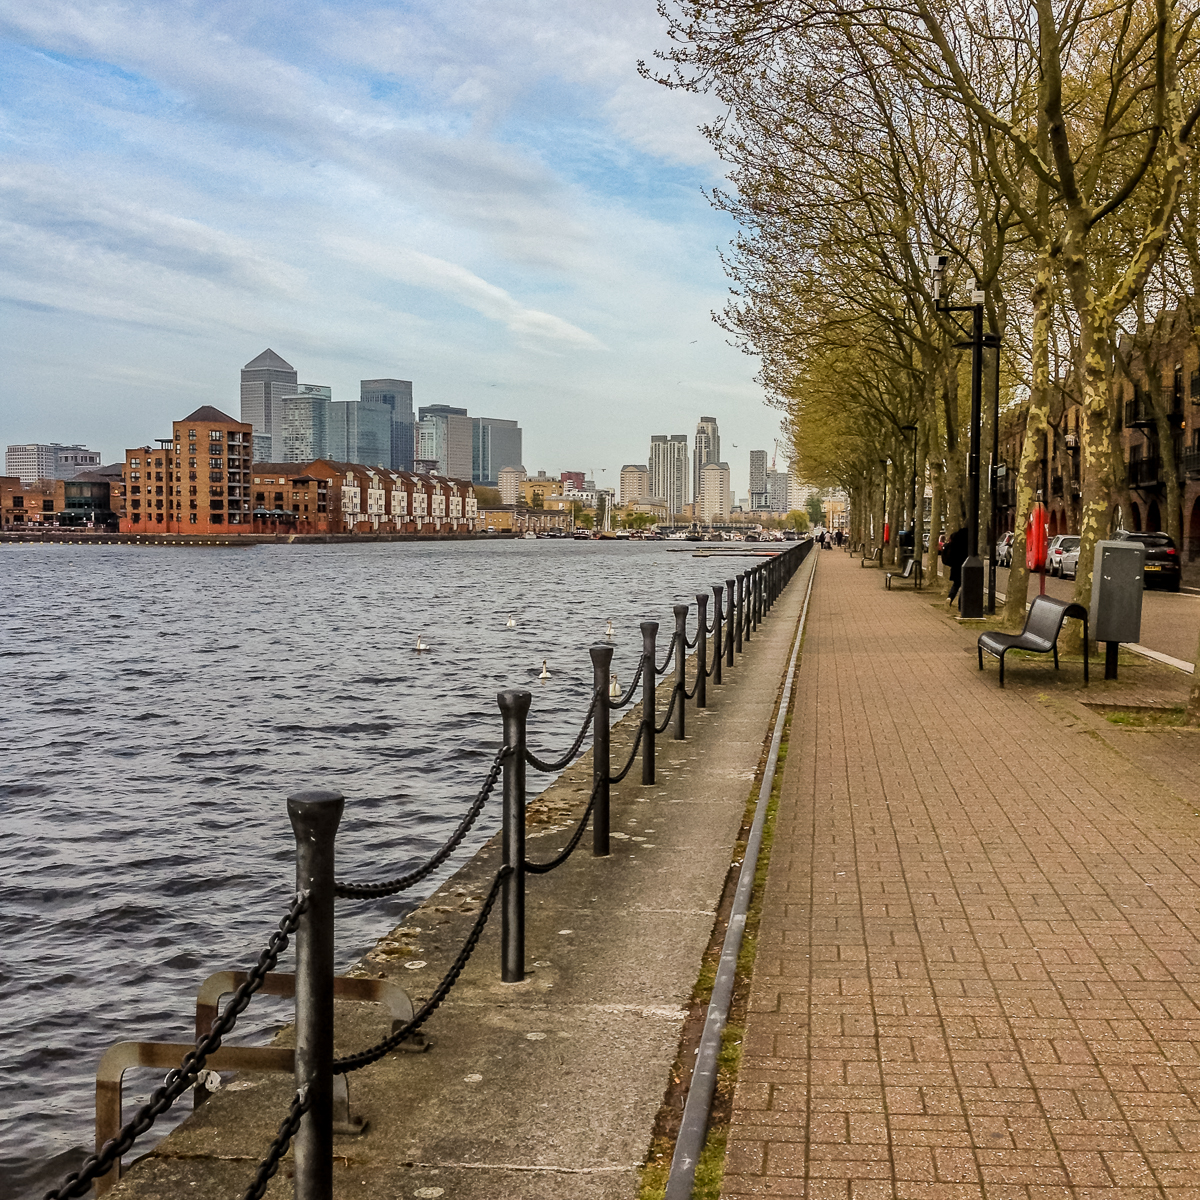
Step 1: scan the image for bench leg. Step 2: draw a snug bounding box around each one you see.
[1053,644,1059,670]
[998,650,1005,687]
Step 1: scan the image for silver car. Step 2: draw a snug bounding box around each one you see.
[1045,534,1071,576]
[1059,538,1081,580]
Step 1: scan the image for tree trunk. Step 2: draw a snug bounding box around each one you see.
[1003,255,1055,628]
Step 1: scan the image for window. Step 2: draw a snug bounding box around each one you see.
[210,499,224,510]
[155,458,163,468]
[209,458,223,469]
[130,457,141,466]
[189,443,197,454]
[209,430,222,441]
[189,485,197,496]
[188,430,196,439]
[155,486,163,496]
[210,486,224,496]
[131,499,140,509]
[189,500,197,510]
[188,457,196,468]
[211,513,223,524]
[255,492,265,502]
[131,512,141,523]
[189,512,197,524]
[210,472,224,483]
[131,485,141,495]
[274,492,284,501]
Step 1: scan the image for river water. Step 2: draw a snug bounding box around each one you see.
[1,537,771,1198]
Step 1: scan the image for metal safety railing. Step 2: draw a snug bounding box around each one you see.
[41,538,814,1200]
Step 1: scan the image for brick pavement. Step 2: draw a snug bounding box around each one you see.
[724,548,1200,1200]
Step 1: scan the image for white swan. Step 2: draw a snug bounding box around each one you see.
[609,672,621,699]
[539,659,550,680]
[415,636,430,652]
[506,615,516,628]
[604,618,614,640]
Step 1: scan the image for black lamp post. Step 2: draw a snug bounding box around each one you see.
[901,424,917,568]
[930,255,998,619]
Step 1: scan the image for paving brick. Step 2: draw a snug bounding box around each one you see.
[721,553,1200,1199]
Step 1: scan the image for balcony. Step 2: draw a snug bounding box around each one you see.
[1051,475,1064,497]
[1183,449,1200,478]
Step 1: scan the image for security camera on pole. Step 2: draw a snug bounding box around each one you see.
[928,254,1000,620]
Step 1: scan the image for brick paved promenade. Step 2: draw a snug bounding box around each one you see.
[725,548,1200,1199]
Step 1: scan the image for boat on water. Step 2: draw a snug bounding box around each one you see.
[523,530,537,539]
[573,530,593,540]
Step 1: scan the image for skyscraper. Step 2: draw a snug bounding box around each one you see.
[749,450,768,508]
[693,416,720,503]
[240,349,298,462]
[472,417,523,486]
[649,434,689,515]
[360,379,414,472]
[329,399,393,467]
[698,461,732,523]
[417,405,472,478]
[277,386,332,462]
[620,464,649,505]
[5,444,101,483]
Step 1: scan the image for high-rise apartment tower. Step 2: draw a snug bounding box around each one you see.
[693,417,720,504]
[648,434,689,516]
[240,349,298,462]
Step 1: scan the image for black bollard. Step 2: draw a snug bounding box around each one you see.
[641,621,658,785]
[288,788,344,1200]
[725,580,735,668]
[498,689,531,983]
[711,585,724,686]
[695,592,709,708]
[673,603,688,741]
[735,573,744,653]
[589,644,612,856]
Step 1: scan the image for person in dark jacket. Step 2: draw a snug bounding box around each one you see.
[943,526,969,603]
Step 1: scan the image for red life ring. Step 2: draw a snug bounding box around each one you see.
[1026,502,1048,570]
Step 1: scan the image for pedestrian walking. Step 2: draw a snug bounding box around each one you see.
[943,526,969,604]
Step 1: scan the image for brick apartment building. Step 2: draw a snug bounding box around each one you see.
[119,406,254,534]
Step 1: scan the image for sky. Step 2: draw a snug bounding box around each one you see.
[0,0,790,497]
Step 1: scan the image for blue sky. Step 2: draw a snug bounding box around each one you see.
[0,1,789,494]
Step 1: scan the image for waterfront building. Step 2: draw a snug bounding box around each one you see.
[1,476,55,526]
[693,417,721,503]
[698,461,732,523]
[472,417,523,486]
[560,470,585,492]
[498,465,527,505]
[120,406,254,533]
[417,405,472,478]
[5,443,102,484]
[520,476,565,506]
[749,450,768,509]
[620,464,650,505]
[240,349,298,461]
[649,434,689,515]
[361,379,415,472]
[765,469,793,513]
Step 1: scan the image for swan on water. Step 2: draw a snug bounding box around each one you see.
[539,659,550,680]
[506,615,516,628]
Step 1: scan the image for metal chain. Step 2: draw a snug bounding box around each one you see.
[333,866,510,1074]
[240,1087,310,1200]
[43,893,309,1200]
[334,748,508,899]
[654,634,677,676]
[525,689,600,774]
[524,775,601,874]
[654,685,680,735]
[608,719,646,784]
[611,656,645,709]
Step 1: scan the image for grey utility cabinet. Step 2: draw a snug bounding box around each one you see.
[1090,539,1145,649]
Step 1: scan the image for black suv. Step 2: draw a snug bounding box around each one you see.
[1116,530,1182,591]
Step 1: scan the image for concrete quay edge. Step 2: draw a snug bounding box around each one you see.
[108,549,818,1200]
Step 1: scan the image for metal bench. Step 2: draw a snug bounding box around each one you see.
[885,557,922,589]
[977,594,1089,687]
[859,547,882,568]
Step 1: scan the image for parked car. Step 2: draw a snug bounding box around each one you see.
[997,531,1015,567]
[1060,540,1080,580]
[1115,530,1182,591]
[1048,535,1079,577]
[1043,534,1068,576]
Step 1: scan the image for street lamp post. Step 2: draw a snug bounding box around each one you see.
[930,255,997,620]
[901,424,917,572]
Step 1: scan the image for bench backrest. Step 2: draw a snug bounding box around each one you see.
[1022,595,1073,646]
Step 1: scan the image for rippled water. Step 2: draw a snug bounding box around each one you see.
[0,538,762,1198]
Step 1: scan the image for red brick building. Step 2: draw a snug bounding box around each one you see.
[120,406,254,534]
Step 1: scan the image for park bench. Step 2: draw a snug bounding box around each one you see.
[885,557,922,589]
[859,547,882,568]
[977,594,1089,687]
